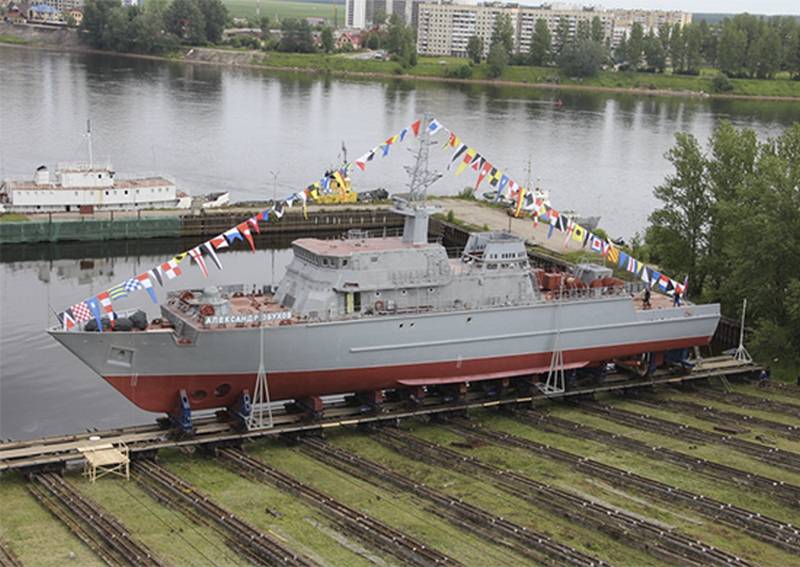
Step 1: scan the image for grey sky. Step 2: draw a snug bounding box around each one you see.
[523,2,800,15]
[612,1,798,14]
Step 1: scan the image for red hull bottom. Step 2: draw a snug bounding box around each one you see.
[103,336,710,413]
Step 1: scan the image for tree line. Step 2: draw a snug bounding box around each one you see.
[81,0,227,53]
[79,1,418,67]
[643,123,800,370]
[466,13,800,81]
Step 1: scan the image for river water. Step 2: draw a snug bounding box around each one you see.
[1,46,798,439]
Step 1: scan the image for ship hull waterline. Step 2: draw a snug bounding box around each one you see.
[49,297,721,413]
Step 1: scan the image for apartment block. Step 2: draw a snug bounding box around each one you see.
[416,2,691,57]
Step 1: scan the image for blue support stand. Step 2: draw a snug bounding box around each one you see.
[229,390,253,431]
[169,389,194,438]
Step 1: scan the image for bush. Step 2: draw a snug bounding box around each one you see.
[445,64,473,79]
[711,74,734,93]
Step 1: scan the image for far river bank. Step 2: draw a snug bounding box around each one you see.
[2,22,800,102]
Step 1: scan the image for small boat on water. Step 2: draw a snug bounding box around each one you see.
[0,162,187,214]
[0,122,189,215]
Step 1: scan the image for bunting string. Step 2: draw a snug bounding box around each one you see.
[57,116,685,332]
[434,123,687,301]
[57,118,425,331]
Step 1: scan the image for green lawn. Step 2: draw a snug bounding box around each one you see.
[222,0,339,24]
[249,51,800,99]
[0,34,28,45]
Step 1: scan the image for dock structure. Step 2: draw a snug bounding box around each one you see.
[0,356,759,474]
[0,206,403,244]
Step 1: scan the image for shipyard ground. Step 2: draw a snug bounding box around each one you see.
[1,378,799,567]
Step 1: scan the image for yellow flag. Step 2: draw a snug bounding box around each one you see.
[174,252,188,263]
[607,245,620,264]
[514,187,526,217]
[454,149,475,176]
[333,170,345,189]
[572,224,586,243]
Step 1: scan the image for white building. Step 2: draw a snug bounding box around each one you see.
[0,163,185,213]
[346,0,367,29]
[416,2,691,57]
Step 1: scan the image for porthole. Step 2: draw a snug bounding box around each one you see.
[191,390,208,400]
[399,323,404,328]
[467,317,472,323]
[213,384,231,397]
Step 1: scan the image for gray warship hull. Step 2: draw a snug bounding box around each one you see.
[50,295,719,412]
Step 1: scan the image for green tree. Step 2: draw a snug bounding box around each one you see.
[669,23,684,72]
[718,21,747,77]
[81,0,120,48]
[558,37,606,77]
[643,29,666,72]
[486,40,508,78]
[491,13,514,57]
[576,19,590,42]
[164,0,206,44]
[196,0,227,44]
[657,22,671,51]
[590,16,604,43]
[467,34,483,64]
[787,26,800,78]
[698,19,717,67]
[646,123,800,369]
[278,18,315,52]
[683,23,703,74]
[645,132,711,298]
[752,26,782,78]
[528,18,551,66]
[555,16,570,56]
[614,32,627,65]
[626,22,644,69]
[321,26,334,53]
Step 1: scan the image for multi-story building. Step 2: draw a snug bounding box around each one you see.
[416,2,691,57]
[32,0,83,14]
[346,0,428,29]
[346,0,367,29]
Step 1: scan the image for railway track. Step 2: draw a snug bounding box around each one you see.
[374,426,754,567]
[0,540,21,567]
[697,390,800,420]
[0,356,759,473]
[579,402,800,473]
[299,437,607,567]
[216,447,460,567]
[633,398,800,441]
[27,472,165,567]
[133,459,317,567]
[446,418,800,555]
[519,411,800,505]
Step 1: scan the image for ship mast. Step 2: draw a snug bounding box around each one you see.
[86,119,93,169]
[393,115,442,244]
[404,114,441,203]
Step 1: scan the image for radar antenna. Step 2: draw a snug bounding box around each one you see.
[391,115,443,244]
[404,114,442,204]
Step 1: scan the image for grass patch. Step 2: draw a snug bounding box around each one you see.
[433,415,798,565]
[222,0,338,23]
[247,439,528,565]
[0,34,28,45]
[75,474,245,566]
[330,429,667,566]
[0,474,102,566]
[160,451,376,566]
[486,410,800,524]
[249,52,800,98]
[0,213,30,222]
